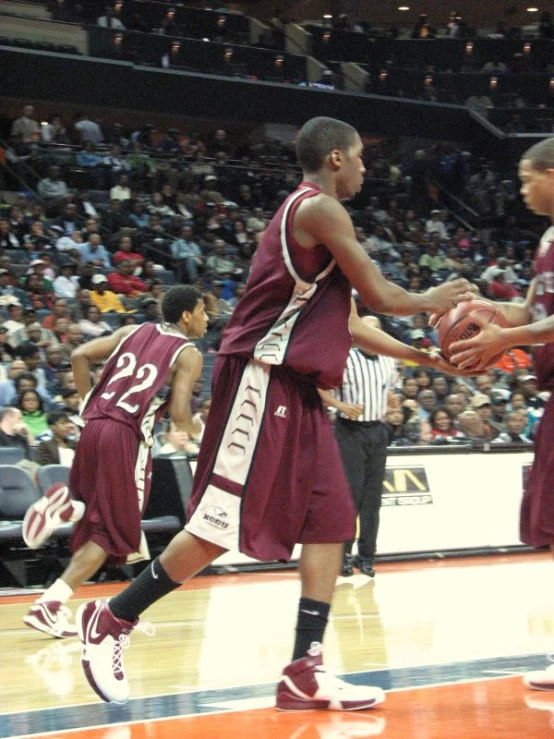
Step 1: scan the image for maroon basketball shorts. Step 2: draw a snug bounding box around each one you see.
[521,394,554,548]
[186,356,355,561]
[69,418,152,565]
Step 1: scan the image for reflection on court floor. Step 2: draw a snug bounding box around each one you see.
[2,552,554,739]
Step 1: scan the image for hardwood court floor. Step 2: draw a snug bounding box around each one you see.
[2,552,554,738]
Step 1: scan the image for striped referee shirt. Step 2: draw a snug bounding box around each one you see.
[335,349,397,423]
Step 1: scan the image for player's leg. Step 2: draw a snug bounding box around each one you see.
[277,414,384,712]
[76,531,225,703]
[23,541,107,639]
[23,483,85,549]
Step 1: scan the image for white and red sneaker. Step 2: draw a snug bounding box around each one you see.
[276,642,385,711]
[524,663,554,691]
[23,484,75,549]
[23,600,78,638]
[77,600,140,704]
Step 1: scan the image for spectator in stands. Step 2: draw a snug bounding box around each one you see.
[76,142,104,189]
[41,113,68,144]
[52,264,80,299]
[112,235,144,268]
[78,233,111,269]
[128,201,150,229]
[107,260,148,301]
[110,174,132,203]
[17,341,48,389]
[429,407,461,443]
[0,269,24,304]
[54,203,83,237]
[171,225,204,283]
[97,5,126,29]
[74,112,104,145]
[141,298,160,324]
[425,210,448,240]
[492,411,532,444]
[35,411,77,466]
[78,305,113,338]
[0,218,21,249]
[89,274,128,313]
[58,387,84,432]
[43,345,65,394]
[432,375,450,403]
[517,373,545,410]
[489,392,509,433]
[10,104,40,153]
[157,420,199,457]
[458,410,486,442]
[470,393,500,440]
[206,239,236,277]
[0,325,15,364]
[17,388,49,441]
[37,166,70,216]
[487,267,520,300]
[0,407,33,456]
[61,324,84,361]
[495,347,533,374]
[419,239,447,272]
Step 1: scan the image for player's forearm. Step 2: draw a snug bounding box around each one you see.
[495,301,533,327]
[500,318,554,349]
[317,388,341,409]
[350,315,425,362]
[359,281,431,317]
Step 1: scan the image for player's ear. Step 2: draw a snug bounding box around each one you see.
[329,149,342,170]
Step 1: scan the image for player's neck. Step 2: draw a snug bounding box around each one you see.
[301,172,338,199]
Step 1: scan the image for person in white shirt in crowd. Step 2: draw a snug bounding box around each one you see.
[492,411,533,444]
[157,420,200,456]
[424,209,449,240]
[109,173,132,202]
[3,299,25,338]
[97,5,125,29]
[53,263,80,299]
[56,229,83,253]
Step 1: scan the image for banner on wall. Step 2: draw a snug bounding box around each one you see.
[205,449,536,567]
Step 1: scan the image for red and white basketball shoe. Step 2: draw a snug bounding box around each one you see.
[276,642,385,711]
[23,484,75,549]
[23,600,78,638]
[524,662,554,691]
[77,600,142,704]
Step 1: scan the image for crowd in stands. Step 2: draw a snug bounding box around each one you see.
[0,104,547,472]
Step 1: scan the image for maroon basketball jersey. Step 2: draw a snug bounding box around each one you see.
[219,182,351,388]
[532,226,554,390]
[81,323,193,442]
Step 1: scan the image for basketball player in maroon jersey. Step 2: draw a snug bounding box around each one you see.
[22,285,208,638]
[76,117,476,708]
[448,137,554,690]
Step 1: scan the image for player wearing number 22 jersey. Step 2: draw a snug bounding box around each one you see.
[71,323,193,565]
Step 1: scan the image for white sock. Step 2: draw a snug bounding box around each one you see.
[69,500,86,522]
[38,578,73,604]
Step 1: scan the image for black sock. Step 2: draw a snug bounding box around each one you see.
[109,558,180,623]
[292,597,330,661]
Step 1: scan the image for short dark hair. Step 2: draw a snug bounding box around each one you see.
[14,372,38,390]
[522,137,554,171]
[161,285,203,324]
[47,411,69,426]
[296,117,358,173]
[17,341,40,360]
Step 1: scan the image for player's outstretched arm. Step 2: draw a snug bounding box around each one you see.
[294,195,476,316]
[70,325,137,400]
[168,345,204,438]
[348,301,471,375]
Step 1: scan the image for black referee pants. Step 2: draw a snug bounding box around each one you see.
[334,418,389,562]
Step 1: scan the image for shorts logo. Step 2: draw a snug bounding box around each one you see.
[274,405,288,418]
[203,505,229,529]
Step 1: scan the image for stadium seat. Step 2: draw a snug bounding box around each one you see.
[0,447,25,465]
[35,465,70,495]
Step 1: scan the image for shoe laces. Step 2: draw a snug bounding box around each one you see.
[112,621,155,677]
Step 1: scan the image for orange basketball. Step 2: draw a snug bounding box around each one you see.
[437,299,508,366]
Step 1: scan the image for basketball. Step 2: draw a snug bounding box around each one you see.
[437,299,508,366]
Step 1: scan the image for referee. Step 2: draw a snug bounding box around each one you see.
[321,316,397,578]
